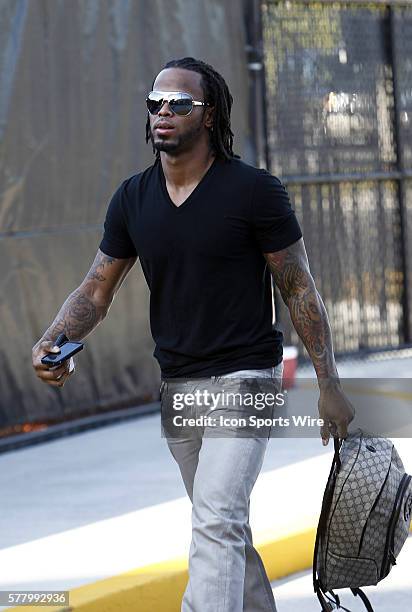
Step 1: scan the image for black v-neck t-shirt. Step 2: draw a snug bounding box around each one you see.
[99,155,302,378]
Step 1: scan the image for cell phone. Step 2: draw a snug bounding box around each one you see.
[41,341,84,367]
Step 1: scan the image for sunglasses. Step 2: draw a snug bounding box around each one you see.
[146,90,210,116]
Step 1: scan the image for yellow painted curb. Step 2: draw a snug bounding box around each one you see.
[3,526,316,612]
[3,557,189,612]
[5,524,412,611]
[258,525,317,580]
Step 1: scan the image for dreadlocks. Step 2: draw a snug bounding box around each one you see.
[145,57,240,161]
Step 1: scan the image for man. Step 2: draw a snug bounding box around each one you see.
[32,57,354,611]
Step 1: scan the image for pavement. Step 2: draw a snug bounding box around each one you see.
[0,350,411,610]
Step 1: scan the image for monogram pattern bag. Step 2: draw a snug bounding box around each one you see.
[313,430,412,611]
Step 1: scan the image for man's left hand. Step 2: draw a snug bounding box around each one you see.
[318,381,355,446]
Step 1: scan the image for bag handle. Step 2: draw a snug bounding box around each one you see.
[333,436,342,471]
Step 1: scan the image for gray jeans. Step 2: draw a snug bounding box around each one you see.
[161,362,284,612]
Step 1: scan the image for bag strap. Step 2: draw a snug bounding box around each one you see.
[315,586,334,610]
[318,588,374,611]
[351,587,375,612]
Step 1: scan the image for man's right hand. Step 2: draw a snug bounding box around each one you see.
[32,340,75,387]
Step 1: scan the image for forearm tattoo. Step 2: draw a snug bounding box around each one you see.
[40,287,108,343]
[39,252,120,345]
[264,239,339,381]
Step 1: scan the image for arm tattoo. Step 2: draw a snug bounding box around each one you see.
[37,252,126,346]
[264,238,339,382]
[85,251,116,282]
[40,286,108,344]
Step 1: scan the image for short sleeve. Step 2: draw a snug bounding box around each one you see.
[99,179,138,258]
[252,169,302,253]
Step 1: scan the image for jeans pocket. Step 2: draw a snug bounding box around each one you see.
[160,380,168,401]
[272,361,284,384]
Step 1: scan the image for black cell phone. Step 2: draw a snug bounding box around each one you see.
[41,341,84,367]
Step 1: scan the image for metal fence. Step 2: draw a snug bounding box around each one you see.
[256,0,412,357]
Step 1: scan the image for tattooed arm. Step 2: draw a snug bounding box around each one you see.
[32,249,137,386]
[264,237,337,380]
[264,237,354,444]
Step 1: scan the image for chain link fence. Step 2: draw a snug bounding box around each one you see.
[261,0,412,359]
